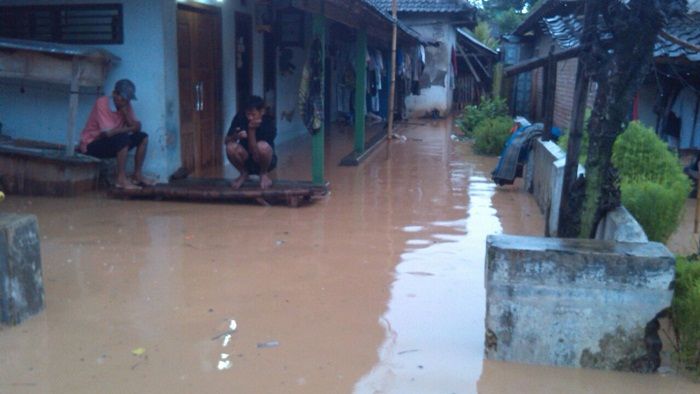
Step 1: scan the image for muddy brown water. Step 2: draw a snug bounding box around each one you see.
[0,120,697,393]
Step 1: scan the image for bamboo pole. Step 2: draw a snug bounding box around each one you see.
[386,0,398,141]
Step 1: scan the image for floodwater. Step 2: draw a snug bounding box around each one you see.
[0,120,697,393]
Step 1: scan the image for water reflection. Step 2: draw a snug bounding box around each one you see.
[355,173,502,393]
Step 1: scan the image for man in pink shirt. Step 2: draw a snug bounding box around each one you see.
[80,79,153,189]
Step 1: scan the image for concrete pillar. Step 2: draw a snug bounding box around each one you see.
[0,214,44,325]
[485,234,674,372]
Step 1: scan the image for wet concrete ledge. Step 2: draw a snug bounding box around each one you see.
[339,128,386,166]
[0,213,44,325]
[484,234,674,372]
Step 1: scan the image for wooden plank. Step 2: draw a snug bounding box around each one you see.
[340,126,386,166]
[354,29,367,154]
[542,48,557,141]
[109,178,329,207]
[504,46,582,77]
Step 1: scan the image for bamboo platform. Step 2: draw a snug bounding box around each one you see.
[109,178,329,207]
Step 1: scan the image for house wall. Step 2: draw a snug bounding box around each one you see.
[637,83,659,130]
[0,0,312,180]
[400,15,456,117]
[552,57,578,131]
[0,0,181,180]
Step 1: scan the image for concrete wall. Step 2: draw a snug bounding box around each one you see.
[485,234,675,372]
[526,138,645,241]
[400,15,456,117]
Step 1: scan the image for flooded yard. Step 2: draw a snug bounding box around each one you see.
[0,120,697,393]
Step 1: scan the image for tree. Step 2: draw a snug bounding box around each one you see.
[558,0,688,238]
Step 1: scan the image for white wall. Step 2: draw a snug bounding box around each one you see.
[400,16,456,118]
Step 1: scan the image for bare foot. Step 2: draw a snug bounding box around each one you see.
[132,174,156,186]
[115,178,141,190]
[260,174,273,190]
[231,173,249,189]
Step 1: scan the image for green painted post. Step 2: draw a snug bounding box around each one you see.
[354,29,367,154]
[312,12,326,185]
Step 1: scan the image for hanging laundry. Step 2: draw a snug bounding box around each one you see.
[299,38,324,134]
[671,87,700,149]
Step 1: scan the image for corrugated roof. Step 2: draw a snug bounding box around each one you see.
[540,13,700,63]
[371,0,473,13]
[654,12,700,62]
[456,28,499,56]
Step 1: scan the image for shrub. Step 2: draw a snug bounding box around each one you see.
[672,256,700,377]
[473,116,513,156]
[456,97,508,137]
[612,121,691,242]
[619,181,685,242]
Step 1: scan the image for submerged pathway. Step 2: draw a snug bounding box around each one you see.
[0,120,696,393]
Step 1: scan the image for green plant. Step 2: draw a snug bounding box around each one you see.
[612,121,691,242]
[456,97,508,137]
[473,21,499,50]
[672,255,700,377]
[473,116,512,155]
[619,181,685,242]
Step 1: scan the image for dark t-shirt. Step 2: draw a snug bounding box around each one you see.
[226,113,276,151]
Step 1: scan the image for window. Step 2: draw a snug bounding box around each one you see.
[0,4,123,45]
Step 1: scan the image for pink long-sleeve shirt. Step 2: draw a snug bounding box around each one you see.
[79,96,139,153]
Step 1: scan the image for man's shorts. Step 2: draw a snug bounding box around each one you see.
[86,131,148,159]
[245,153,277,175]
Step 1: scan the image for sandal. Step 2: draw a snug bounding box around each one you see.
[131,176,156,187]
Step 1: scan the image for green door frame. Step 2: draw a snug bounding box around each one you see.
[311,12,326,185]
[354,29,367,154]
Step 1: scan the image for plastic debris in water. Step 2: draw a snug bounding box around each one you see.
[256,340,280,349]
[131,347,146,356]
[217,353,232,371]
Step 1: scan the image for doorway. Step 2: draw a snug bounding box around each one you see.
[177,4,222,177]
[235,12,253,112]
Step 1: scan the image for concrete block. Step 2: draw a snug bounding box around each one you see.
[530,139,564,214]
[0,213,44,325]
[485,235,674,372]
[595,206,648,243]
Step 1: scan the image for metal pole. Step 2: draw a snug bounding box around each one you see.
[386,0,398,141]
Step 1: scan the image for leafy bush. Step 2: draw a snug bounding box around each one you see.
[612,121,691,242]
[672,256,700,377]
[619,181,685,242]
[456,97,508,137]
[473,116,513,156]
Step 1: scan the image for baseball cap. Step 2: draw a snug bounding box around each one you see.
[114,79,137,101]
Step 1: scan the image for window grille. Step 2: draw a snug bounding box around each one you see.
[0,4,123,45]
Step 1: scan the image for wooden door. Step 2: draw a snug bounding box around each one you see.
[177,4,222,176]
[235,12,253,112]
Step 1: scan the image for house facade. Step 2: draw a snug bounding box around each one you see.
[505,0,700,149]
[0,0,420,183]
[373,0,478,117]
